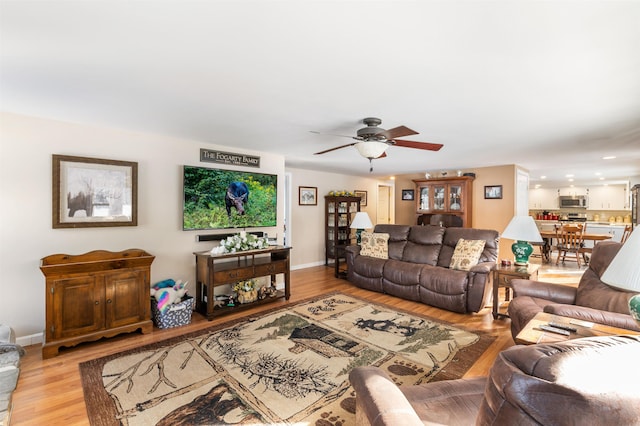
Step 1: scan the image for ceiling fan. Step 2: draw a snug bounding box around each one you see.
[312,117,444,172]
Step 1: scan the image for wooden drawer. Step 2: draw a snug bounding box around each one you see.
[255,261,286,276]
[213,266,255,284]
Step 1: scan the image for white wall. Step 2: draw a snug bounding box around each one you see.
[285,168,387,269]
[0,112,288,339]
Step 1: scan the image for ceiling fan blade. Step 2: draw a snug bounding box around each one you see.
[314,142,357,155]
[377,151,387,158]
[379,125,419,140]
[309,130,355,139]
[392,139,444,151]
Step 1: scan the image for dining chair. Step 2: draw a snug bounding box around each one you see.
[554,223,586,267]
[621,224,633,244]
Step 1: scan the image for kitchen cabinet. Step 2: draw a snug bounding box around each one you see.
[529,188,559,210]
[558,186,588,197]
[40,249,154,359]
[588,184,629,210]
[325,195,361,277]
[582,224,625,249]
[413,176,474,227]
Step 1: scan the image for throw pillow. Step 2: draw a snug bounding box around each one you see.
[449,238,486,271]
[360,232,390,259]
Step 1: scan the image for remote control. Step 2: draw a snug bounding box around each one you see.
[548,322,577,332]
[539,325,570,336]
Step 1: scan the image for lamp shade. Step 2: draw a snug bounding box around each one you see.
[601,228,640,292]
[350,212,373,230]
[354,141,388,159]
[601,228,640,324]
[501,215,543,243]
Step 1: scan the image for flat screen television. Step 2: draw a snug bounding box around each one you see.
[183,165,277,230]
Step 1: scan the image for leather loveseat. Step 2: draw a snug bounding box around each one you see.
[345,224,499,313]
[508,240,640,340]
[349,334,640,426]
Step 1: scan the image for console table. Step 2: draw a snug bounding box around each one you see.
[193,246,291,320]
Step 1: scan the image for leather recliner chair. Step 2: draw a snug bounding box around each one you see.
[508,241,640,341]
[349,335,640,426]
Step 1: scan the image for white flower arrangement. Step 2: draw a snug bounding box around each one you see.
[210,231,270,254]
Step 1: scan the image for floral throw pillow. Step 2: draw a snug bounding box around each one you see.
[449,238,486,271]
[360,232,390,259]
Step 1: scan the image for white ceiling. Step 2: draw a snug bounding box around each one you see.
[2,1,640,186]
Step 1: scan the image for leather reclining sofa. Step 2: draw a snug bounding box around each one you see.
[508,240,640,339]
[345,224,499,314]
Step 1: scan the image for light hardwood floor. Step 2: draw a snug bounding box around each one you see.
[11,261,578,425]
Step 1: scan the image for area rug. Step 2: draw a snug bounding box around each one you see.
[80,292,494,426]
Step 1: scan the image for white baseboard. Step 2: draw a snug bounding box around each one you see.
[16,332,43,347]
[291,261,325,270]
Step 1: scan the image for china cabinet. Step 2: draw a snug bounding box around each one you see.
[413,176,474,227]
[325,195,361,277]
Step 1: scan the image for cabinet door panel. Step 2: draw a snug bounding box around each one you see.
[50,276,103,339]
[105,270,147,328]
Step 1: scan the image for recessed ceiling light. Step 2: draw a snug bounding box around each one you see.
[535,184,541,189]
[566,174,574,178]
[540,175,547,179]
[600,177,605,180]
[602,156,616,160]
[568,179,574,182]
[595,172,602,176]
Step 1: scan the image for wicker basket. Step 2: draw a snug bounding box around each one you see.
[237,289,258,304]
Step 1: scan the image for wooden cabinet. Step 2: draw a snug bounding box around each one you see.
[413,176,474,227]
[40,249,154,359]
[193,246,291,320]
[325,195,361,277]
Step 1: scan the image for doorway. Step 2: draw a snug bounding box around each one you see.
[377,185,392,225]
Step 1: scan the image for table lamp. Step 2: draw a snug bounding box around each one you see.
[350,212,373,245]
[601,228,640,325]
[501,215,543,266]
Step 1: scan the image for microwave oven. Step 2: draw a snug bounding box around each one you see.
[559,195,588,209]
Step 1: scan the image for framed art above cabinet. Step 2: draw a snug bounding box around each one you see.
[52,155,138,228]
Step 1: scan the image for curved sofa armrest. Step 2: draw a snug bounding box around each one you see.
[349,366,423,426]
[543,304,640,332]
[469,261,495,274]
[345,245,361,269]
[511,279,577,304]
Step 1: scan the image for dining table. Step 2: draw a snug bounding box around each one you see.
[537,229,613,264]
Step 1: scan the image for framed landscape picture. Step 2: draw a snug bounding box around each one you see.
[299,186,317,205]
[52,155,138,228]
[354,190,367,206]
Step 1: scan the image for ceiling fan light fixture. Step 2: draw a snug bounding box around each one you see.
[354,141,388,159]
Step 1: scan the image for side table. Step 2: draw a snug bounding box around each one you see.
[492,263,539,319]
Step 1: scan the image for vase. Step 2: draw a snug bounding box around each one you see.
[237,289,258,304]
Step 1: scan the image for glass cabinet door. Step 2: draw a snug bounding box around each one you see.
[419,186,430,211]
[449,185,462,211]
[433,185,446,210]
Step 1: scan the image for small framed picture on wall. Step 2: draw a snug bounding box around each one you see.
[401,189,415,201]
[484,185,503,199]
[354,190,367,206]
[299,186,317,205]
